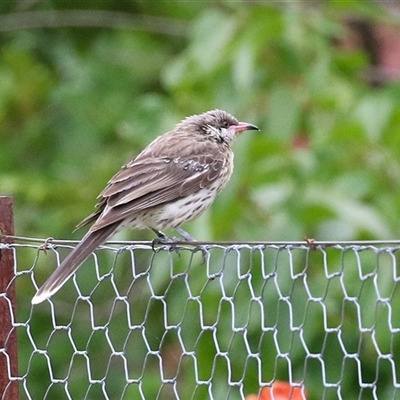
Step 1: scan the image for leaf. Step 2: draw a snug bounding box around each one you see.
[306,187,393,238]
[355,95,394,142]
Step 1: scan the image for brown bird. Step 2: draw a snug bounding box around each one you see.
[31,109,258,304]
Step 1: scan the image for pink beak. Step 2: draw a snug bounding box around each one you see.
[233,121,259,133]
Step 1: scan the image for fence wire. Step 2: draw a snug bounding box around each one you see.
[2,239,400,400]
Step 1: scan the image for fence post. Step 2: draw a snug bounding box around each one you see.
[0,196,18,400]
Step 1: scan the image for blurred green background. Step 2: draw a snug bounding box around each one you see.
[2,1,400,399]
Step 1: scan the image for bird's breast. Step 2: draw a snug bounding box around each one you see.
[130,186,219,230]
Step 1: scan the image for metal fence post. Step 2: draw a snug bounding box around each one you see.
[0,196,18,400]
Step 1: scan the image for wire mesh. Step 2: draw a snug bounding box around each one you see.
[2,239,400,399]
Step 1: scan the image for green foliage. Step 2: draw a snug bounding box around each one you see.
[2,1,400,399]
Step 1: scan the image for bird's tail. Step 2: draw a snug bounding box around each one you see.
[31,224,118,304]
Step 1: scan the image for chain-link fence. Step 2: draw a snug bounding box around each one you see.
[2,233,400,400]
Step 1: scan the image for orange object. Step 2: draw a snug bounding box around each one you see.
[246,381,307,400]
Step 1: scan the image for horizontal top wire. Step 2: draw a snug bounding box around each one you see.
[3,234,400,247]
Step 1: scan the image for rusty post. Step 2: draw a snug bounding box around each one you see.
[0,196,18,400]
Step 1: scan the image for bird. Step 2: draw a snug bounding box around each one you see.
[31,109,259,304]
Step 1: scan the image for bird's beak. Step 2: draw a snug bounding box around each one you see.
[233,122,259,133]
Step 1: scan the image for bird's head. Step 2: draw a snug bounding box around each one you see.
[179,109,259,145]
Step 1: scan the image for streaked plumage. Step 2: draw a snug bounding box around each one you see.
[32,109,258,304]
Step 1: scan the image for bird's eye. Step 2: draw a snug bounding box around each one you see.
[221,121,229,129]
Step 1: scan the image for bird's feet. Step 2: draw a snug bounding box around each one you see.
[152,235,182,246]
[150,229,208,264]
[151,230,181,253]
[151,228,196,247]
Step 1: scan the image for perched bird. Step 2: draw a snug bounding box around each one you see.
[32,109,258,304]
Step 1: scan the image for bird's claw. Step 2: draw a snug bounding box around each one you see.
[152,236,182,245]
[151,235,208,265]
[194,246,208,265]
[151,236,183,256]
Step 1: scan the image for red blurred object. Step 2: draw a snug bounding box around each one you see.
[246,381,307,400]
[291,133,310,150]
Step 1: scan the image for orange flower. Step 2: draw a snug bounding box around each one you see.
[246,381,307,400]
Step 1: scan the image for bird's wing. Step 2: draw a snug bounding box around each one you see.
[88,154,224,231]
